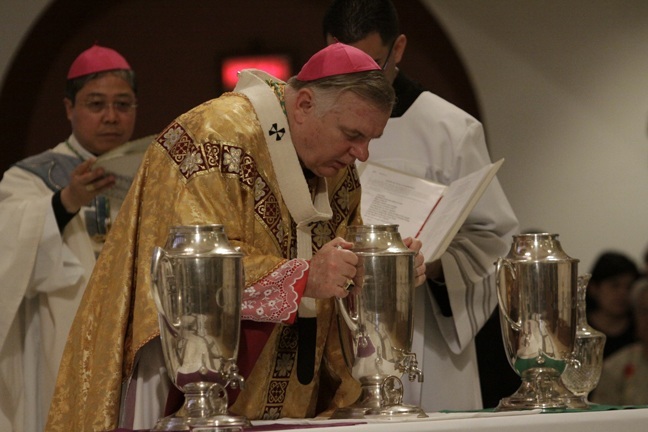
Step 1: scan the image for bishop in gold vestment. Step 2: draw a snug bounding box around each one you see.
[47,43,408,431]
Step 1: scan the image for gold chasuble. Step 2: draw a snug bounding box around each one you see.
[46,70,362,431]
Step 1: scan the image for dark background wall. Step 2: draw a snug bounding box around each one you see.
[0,0,479,175]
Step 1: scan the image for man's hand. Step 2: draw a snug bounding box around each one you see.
[60,159,116,213]
[403,236,427,287]
[305,237,358,299]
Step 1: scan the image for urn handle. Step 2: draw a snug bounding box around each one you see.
[496,258,523,332]
[335,295,359,333]
[150,246,181,336]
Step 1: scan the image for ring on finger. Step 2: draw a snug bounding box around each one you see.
[343,279,354,291]
[85,184,95,192]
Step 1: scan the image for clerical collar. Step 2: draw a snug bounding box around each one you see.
[302,167,316,179]
[64,135,95,161]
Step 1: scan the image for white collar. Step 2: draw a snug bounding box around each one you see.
[65,134,95,160]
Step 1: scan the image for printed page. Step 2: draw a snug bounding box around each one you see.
[359,163,446,239]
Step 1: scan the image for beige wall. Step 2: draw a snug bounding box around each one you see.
[427,0,648,272]
[2,0,647,272]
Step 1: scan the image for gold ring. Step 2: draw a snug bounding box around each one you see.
[85,184,95,192]
[343,279,354,291]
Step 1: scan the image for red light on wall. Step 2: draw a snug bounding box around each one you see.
[222,54,292,90]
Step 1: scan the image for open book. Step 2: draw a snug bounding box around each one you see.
[93,134,156,202]
[359,159,504,262]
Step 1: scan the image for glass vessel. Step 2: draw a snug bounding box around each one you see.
[561,274,606,407]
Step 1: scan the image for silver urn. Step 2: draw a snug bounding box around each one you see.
[150,224,251,430]
[332,224,426,419]
[495,233,585,411]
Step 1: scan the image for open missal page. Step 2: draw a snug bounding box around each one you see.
[359,159,504,263]
[359,162,446,240]
[92,134,156,202]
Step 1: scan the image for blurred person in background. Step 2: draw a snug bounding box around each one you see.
[587,251,640,358]
[591,278,648,405]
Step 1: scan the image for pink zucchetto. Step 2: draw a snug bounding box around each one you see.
[67,44,131,79]
[296,42,381,82]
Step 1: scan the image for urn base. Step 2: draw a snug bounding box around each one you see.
[151,414,251,432]
[495,368,587,412]
[151,381,252,431]
[330,376,427,420]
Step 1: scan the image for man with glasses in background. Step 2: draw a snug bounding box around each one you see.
[0,44,138,432]
[323,0,519,411]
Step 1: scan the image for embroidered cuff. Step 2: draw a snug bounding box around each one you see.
[241,258,308,324]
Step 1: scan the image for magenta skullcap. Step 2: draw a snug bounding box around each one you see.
[67,44,131,79]
[296,43,381,81]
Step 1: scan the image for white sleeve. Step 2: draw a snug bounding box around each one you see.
[0,168,83,348]
[30,198,85,294]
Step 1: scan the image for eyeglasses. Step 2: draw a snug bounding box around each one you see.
[381,39,396,70]
[82,100,138,114]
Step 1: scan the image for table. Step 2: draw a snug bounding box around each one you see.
[114,407,648,432]
[248,408,648,432]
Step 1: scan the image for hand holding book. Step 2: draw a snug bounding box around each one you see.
[92,134,155,202]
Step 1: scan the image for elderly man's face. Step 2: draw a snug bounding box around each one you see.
[292,90,389,178]
[64,73,137,155]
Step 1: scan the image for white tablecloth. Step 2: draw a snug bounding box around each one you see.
[251,408,648,432]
